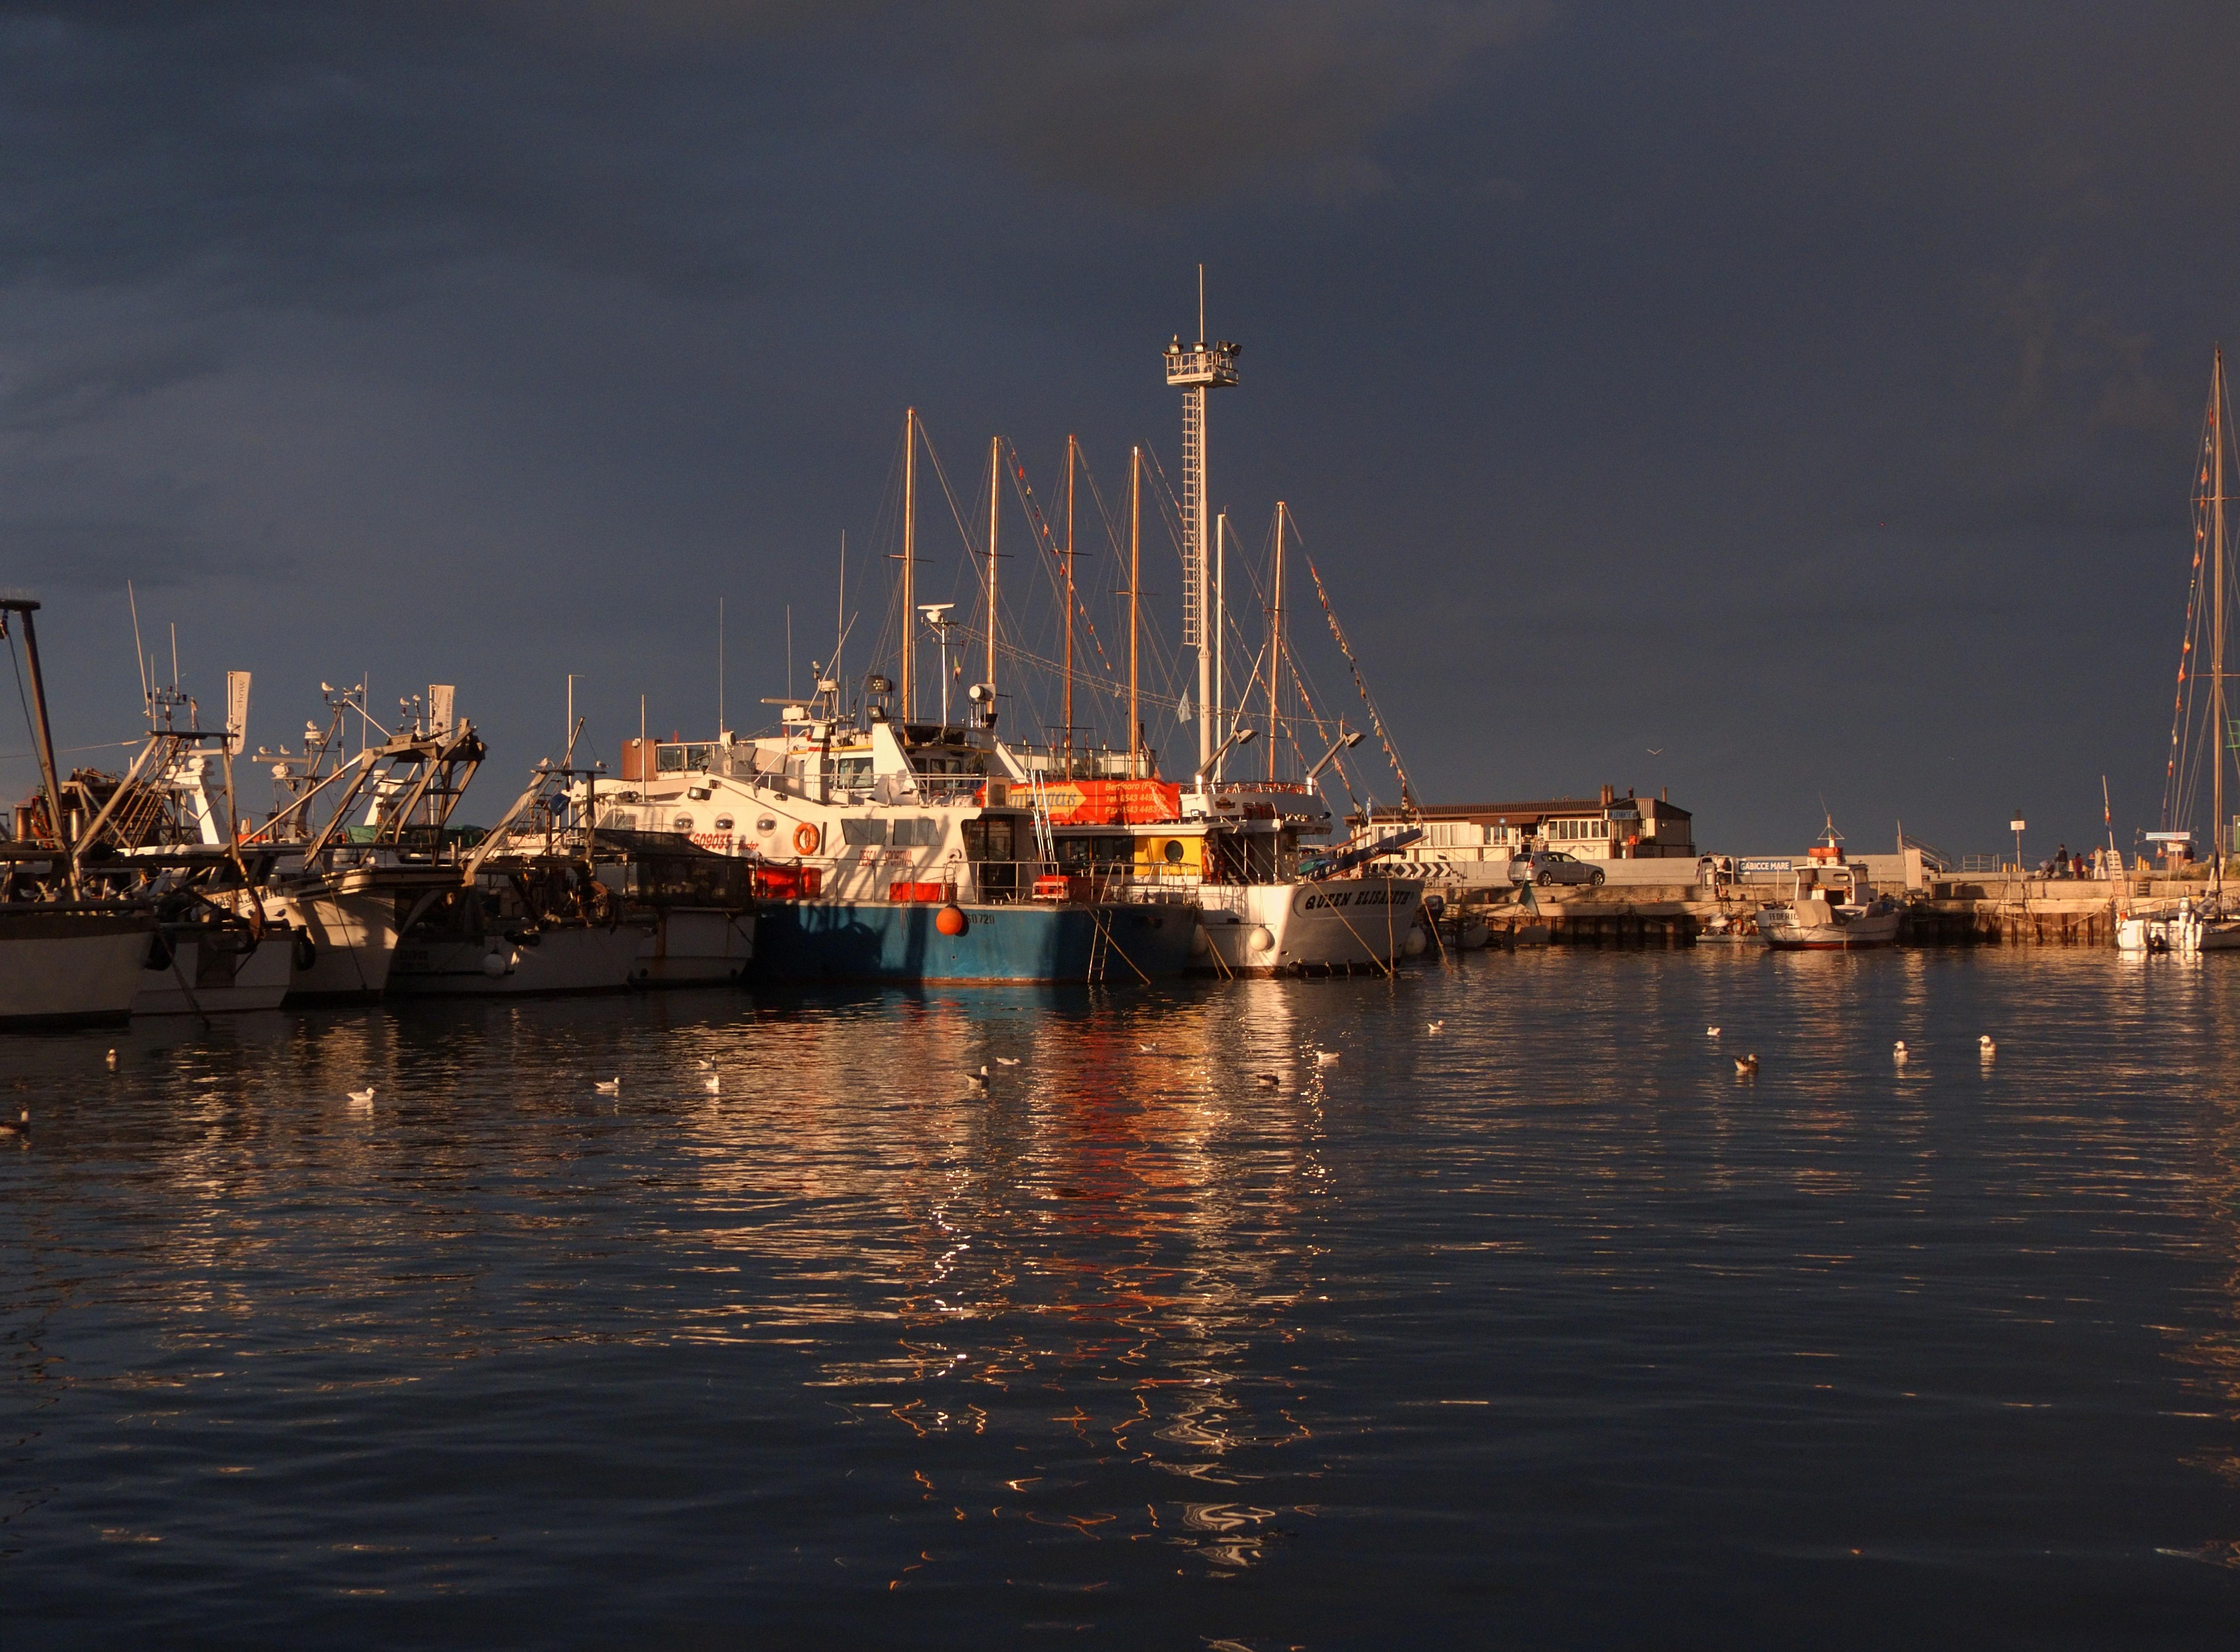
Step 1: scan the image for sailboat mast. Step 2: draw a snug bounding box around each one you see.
[1269,502,1285,781]
[987,436,1000,703]
[2218,351,2228,873]
[0,599,76,894]
[1213,511,1228,783]
[901,407,917,723]
[1129,446,1142,780]
[1064,434,1076,779]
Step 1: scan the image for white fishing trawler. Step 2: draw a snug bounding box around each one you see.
[0,599,159,1026]
[1030,312,1424,974]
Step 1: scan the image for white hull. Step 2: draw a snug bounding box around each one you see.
[1194,877,1425,974]
[1758,906,1901,950]
[2116,907,2233,953]
[225,882,401,1003]
[134,930,294,1015]
[629,909,755,988]
[0,910,155,1027]
[388,923,652,996]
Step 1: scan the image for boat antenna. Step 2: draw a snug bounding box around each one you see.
[785,604,793,701]
[717,595,725,736]
[835,530,846,713]
[170,623,179,692]
[128,579,150,724]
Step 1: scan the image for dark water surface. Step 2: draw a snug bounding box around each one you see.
[8,949,2240,1648]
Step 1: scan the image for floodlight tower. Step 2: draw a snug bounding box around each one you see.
[1163,270,1240,774]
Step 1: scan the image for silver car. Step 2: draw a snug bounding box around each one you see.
[1509,851,1605,888]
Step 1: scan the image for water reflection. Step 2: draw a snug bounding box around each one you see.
[9,953,2240,1639]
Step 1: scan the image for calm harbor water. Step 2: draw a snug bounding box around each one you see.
[8,949,2240,1648]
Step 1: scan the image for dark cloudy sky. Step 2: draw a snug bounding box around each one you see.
[2,0,2235,856]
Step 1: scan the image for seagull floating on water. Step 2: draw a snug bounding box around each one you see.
[594,1077,621,1096]
[1734,1054,1759,1075]
[0,1109,29,1138]
[1255,1072,1281,1088]
[1979,1035,1997,1058]
[104,1048,118,1070]
[995,1057,1021,1067]
[1706,1026,1721,1038]
[703,1074,721,1095]
[346,1088,375,1107]
[1426,1020,1445,1035]
[1139,1043,1158,1053]
[967,1065,991,1092]
[1893,1041,1909,1064]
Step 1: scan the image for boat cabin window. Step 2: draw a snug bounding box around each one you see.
[1058,834,1134,870]
[840,818,887,847]
[891,817,940,848]
[833,755,872,791]
[961,815,1017,863]
[672,814,694,832]
[657,743,715,775]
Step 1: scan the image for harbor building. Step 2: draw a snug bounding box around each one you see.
[1367,786,1694,876]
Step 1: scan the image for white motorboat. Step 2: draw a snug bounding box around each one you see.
[1756,831,1901,951]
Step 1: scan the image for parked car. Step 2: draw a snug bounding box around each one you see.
[1508,850,1605,887]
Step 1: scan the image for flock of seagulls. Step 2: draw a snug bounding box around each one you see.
[50,1011,2010,1138]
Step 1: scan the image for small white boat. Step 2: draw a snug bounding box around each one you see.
[1756,829,1900,951]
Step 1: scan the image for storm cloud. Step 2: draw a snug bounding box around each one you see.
[0,1,2234,854]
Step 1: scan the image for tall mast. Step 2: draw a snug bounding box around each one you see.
[1268,501,1285,781]
[1162,273,1240,778]
[986,435,1000,702]
[901,406,917,722]
[1129,446,1142,780]
[0,598,76,895]
[1213,510,1228,783]
[1064,433,1077,779]
[2218,351,2229,875]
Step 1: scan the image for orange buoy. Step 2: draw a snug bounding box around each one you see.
[935,904,969,936]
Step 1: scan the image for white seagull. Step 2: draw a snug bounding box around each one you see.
[1426,1020,1445,1035]
[1979,1035,1997,1058]
[594,1077,621,1096]
[1706,1026,1721,1038]
[346,1087,375,1107]
[967,1065,991,1092]
[1735,1054,1758,1075]
[1893,1041,1909,1065]
[703,1074,721,1095]
[995,1057,1022,1067]
[105,1048,119,1070]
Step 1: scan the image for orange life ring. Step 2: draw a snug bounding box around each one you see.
[794,821,822,856]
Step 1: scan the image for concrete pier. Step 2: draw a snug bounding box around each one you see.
[1454,868,2224,949]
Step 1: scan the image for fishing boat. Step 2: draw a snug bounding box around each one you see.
[0,598,157,1027]
[225,686,483,1002]
[1755,824,1900,951]
[2128,350,2240,952]
[1034,328,1424,975]
[593,700,1195,985]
